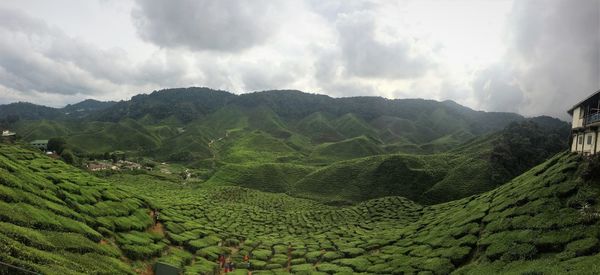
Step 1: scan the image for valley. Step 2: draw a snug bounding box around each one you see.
[0,88,594,275]
[0,144,599,274]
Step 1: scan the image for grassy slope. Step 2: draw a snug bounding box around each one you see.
[307,135,384,163]
[288,135,498,205]
[292,154,450,205]
[217,130,303,164]
[204,163,316,193]
[0,144,160,274]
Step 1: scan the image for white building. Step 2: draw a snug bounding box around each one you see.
[568,89,600,155]
[1,130,15,137]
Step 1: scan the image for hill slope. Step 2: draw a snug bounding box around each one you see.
[3,88,530,159]
[115,151,599,274]
[1,143,599,274]
[0,144,160,274]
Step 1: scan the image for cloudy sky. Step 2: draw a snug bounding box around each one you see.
[0,0,598,119]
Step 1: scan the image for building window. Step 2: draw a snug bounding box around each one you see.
[588,135,593,145]
[580,108,585,118]
[579,136,584,144]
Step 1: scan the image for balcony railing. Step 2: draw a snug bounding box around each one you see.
[585,112,600,125]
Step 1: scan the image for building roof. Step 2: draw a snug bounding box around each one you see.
[567,89,600,115]
[30,140,49,144]
[1,130,15,137]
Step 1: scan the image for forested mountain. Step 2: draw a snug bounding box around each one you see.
[3,87,526,152]
[62,99,117,118]
[0,102,64,121]
[0,87,569,205]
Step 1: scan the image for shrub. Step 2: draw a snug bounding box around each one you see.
[564,238,599,257]
[321,251,343,262]
[500,243,537,261]
[333,257,371,272]
[157,248,193,268]
[316,263,353,273]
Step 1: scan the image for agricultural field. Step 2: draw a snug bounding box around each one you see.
[112,151,600,274]
[1,139,597,274]
[0,144,155,274]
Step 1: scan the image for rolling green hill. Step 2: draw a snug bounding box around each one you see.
[108,150,600,274]
[1,88,569,207]
[1,142,598,274]
[0,144,157,274]
[308,135,384,163]
[2,88,530,160]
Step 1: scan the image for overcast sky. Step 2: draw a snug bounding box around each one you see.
[0,0,598,119]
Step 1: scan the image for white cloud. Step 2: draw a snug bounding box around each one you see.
[131,0,285,52]
[0,0,596,121]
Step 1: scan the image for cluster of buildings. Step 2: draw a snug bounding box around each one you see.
[86,160,143,172]
[568,90,600,155]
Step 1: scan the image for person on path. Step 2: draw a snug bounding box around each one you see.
[243,254,250,268]
[218,254,225,268]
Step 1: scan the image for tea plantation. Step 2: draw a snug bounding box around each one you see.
[1,144,599,274]
[0,144,156,274]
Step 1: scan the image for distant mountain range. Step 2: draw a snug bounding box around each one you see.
[0,87,570,204]
[0,99,116,121]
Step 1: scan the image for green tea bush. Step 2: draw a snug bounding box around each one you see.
[564,237,599,257]
[157,247,193,268]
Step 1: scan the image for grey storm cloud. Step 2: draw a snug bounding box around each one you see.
[131,0,282,52]
[0,9,108,96]
[0,7,186,98]
[512,0,600,118]
[472,64,524,113]
[335,12,432,79]
[475,0,599,119]
[0,0,596,119]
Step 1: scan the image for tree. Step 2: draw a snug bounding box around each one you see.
[110,153,118,164]
[490,121,568,184]
[47,137,66,154]
[61,149,75,164]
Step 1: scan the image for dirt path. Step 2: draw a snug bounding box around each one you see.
[148,222,165,236]
[286,245,292,272]
[207,130,232,169]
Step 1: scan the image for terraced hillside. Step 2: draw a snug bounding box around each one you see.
[0,145,157,274]
[114,150,598,274]
[1,145,595,274]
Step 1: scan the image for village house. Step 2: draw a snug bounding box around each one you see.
[568,89,600,155]
[87,162,117,171]
[30,140,49,151]
[1,130,15,137]
[1,130,16,142]
[117,160,142,170]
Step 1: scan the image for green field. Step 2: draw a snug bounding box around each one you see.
[0,89,580,274]
[1,143,599,274]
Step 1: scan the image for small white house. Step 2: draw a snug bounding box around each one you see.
[568,89,600,155]
[1,130,15,137]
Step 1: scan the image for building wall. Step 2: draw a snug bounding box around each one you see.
[572,107,585,128]
[571,134,579,152]
[571,130,600,155]
[582,131,596,154]
[597,132,600,154]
